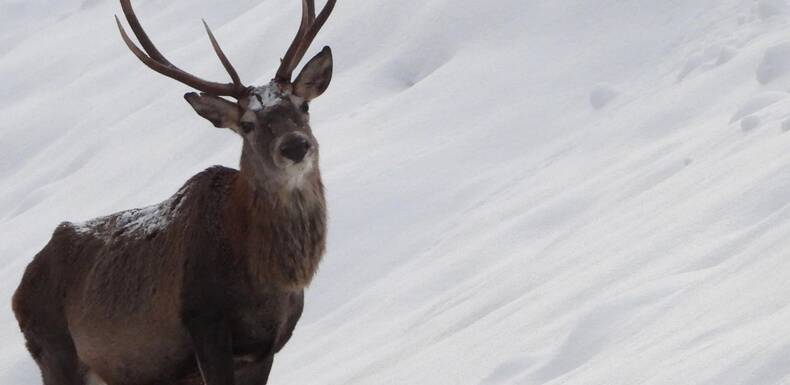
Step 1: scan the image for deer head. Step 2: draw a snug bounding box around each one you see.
[116,0,335,192]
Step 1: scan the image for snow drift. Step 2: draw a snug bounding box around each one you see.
[2,0,790,384]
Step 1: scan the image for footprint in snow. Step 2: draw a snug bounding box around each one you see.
[480,357,534,385]
[741,115,762,132]
[730,92,786,123]
[678,45,737,81]
[756,42,790,84]
[754,0,789,20]
[589,84,618,110]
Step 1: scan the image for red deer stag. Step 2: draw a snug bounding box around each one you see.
[13,1,336,384]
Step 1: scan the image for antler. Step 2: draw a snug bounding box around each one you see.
[275,0,337,83]
[116,0,247,97]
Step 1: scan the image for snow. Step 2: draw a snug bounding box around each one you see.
[2,1,790,385]
[756,0,790,19]
[589,84,619,110]
[678,44,738,81]
[251,82,284,110]
[730,91,786,122]
[756,42,790,84]
[741,114,763,131]
[71,189,183,240]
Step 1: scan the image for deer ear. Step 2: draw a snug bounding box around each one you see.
[293,46,333,101]
[184,93,241,132]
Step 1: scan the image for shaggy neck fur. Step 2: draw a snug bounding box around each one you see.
[227,149,326,291]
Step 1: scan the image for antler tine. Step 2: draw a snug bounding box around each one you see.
[292,0,336,71]
[119,0,171,65]
[116,0,246,97]
[306,0,317,24]
[275,0,314,83]
[202,19,243,88]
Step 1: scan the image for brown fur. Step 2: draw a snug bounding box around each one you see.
[13,162,326,385]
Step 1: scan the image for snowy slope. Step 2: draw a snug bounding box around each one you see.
[3,0,790,384]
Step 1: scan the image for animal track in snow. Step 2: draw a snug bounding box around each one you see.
[730,92,787,123]
[480,357,534,384]
[754,0,789,20]
[757,42,790,84]
[589,84,619,109]
[741,115,762,131]
[678,45,737,81]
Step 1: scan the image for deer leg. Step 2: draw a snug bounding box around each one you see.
[186,316,235,385]
[170,355,273,385]
[22,327,85,385]
[234,356,274,385]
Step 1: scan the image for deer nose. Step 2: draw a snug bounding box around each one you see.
[280,137,311,163]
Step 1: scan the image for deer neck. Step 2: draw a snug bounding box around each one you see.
[226,154,326,291]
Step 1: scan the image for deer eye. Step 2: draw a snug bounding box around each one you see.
[241,121,255,134]
[300,102,309,114]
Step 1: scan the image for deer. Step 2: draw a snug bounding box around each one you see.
[12,1,337,384]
